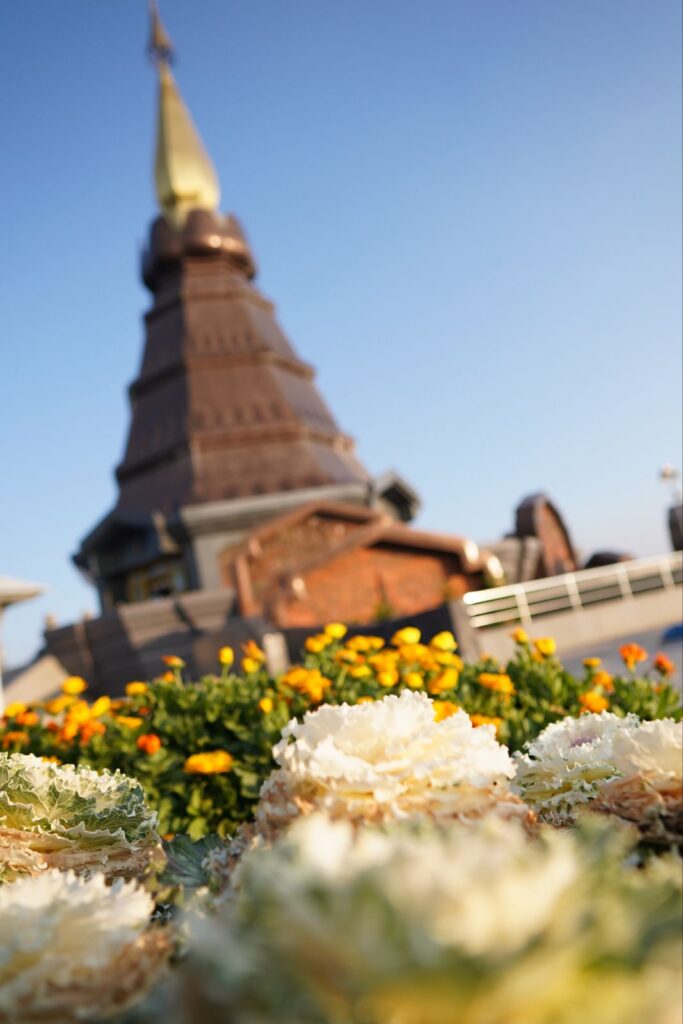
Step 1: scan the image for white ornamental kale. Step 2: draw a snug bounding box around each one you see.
[0,753,159,879]
[0,869,168,1021]
[513,713,683,831]
[181,814,682,1024]
[257,691,524,832]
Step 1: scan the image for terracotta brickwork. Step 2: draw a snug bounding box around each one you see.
[270,544,471,627]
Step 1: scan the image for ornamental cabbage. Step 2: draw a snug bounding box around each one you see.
[513,713,682,842]
[0,752,160,880]
[179,814,682,1024]
[0,869,168,1021]
[256,691,530,837]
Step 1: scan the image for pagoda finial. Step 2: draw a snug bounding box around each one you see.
[148,0,175,65]
[149,1,221,226]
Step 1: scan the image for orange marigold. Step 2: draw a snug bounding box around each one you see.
[653,652,675,676]
[619,643,647,671]
[136,733,162,755]
[579,691,609,714]
[477,672,515,696]
[433,700,459,722]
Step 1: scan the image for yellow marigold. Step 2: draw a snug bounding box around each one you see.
[346,635,385,653]
[377,670,399,687]
[60,721,80,742]
[433,700,459,722]
[41,755,62,764]
[219,646,235,667]
[258,697,274,714]
[478,672,515,696]
[356,696,375,704]
[335,649,360,665]
[368,651,400,671]
[242,640,266,664]
[430,631,457,652]
[391,627,421,647]
[242,657,262,674]
[510,627,529,644]
[62,676,87,696]
[579,691,609,714]
[324,622,348,639]
[2,731,29,749]
[3,702,27,719]
[349,665,371,679]
[184,750,234,775]
[405,671,425,689]
[159,671,176,683]
[45,695,75,715]
[428,668,459,695]
[619,642,648,672]
[14,711,39,727]
[66,701,92,725]
[593,670,614,693]
[469,714,503,734]
[305,634,331,654]
[583,657,602,669]
[534,637,556,657]
[434,651,464,670]
[125,681,148,696]
[116,715,144,729]
[90,696,112,718]
[397,643,429,663]
[162,655,185,668]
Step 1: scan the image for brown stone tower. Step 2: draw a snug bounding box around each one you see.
[74,6,418,611]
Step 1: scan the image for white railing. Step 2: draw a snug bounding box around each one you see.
[463,552,683,630]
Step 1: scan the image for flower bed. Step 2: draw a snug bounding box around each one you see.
[0,630,679,839]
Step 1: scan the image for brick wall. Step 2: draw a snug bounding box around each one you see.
[272,543,472,627]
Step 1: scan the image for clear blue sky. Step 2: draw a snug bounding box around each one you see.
[1,0,681,668]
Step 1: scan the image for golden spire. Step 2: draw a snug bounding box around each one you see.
[149,1,220,226]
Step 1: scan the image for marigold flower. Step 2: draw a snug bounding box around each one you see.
[469,714,503,734]
[161,655,185,669]
[184,750,234,775]
[346,635,385,653]
[653,652,675,676]
[534,637,556,657]
[583,657,602,669]
[619,643,647,671]
[397,643,429,662]
[116,716,144,729]
[477,672,515,696]
[90,696,112,718]
[335,649,360,665]
[242,640,266,663]
[136,733,162,755]
[79,720,106,744]
[377,670,399,688]
[62,676,87,696]
[1,731,29,749]
[125,681,148,697]
[579,691,609,714]
[14,711,39,727]
[258,697,274,714]
[66,700,92,726]
[434,651,464,670]
[242,657,261,675]
[391,627,421,646]
[324,623,348,640]
[430,631,457,652]
[304,634,331,654]
[510,627,529,644]
[433,700,459,722]
[159,671,176,683]
[3,702,27,719]
[219,646,235,667]
[46,695,75,715]
[356,696,374,704]
[59,721,80,743]
[593,670,614,692]
[349,665,371,679]
[405,671,424,689]
[427,668,459,695]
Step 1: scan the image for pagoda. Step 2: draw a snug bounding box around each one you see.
[74,5,418,613]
